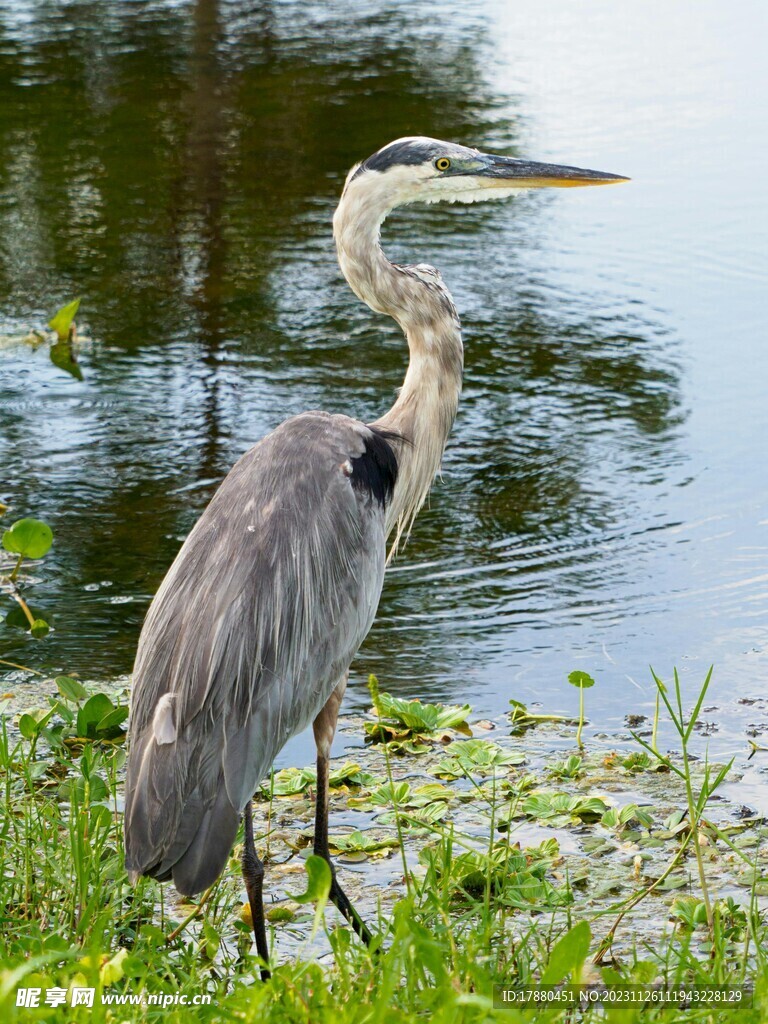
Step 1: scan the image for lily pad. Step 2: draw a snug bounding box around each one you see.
[2,518,53,559]
[568,670,596,689]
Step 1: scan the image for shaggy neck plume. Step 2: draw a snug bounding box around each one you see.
[333,174,464,551]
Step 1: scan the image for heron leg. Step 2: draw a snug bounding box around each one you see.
[313,674,373,946]
[242,799,271,981]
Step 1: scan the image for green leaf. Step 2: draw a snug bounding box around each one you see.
[381,801,450,828]
[139,924,167,947]
[620,752,652,774]
[684,665,715,743]
[521,794,554,820]
[50,340,84,380]
[692,902,709,925]
[18,713,40,740]
[347,780,411,812]
[548,755,583,779]
[541,920,591,985]
[2,518,53,559]
[290,855,332,943]
[60,773,109,803]
[76,693,116,738]
[434,703,472,730]
[420,839,566,908]
[568,670,595,689]
[522,791,608,824]
[56,676,88,702]
[18,706,56,739]
[48,298,81,340]
[264,766,316,796]
[266,906,295,924]
[656,873,690,892]
[408,783,455,806]
[578,797,610,820]
[100,947,129,985]
[430,739,525,779]
[291,855,332,906]
[329,831,400,855]
[392,699,438,731]
[30,618,50,639]
[368,691,471,742]
[328,762,375,788]
[5,604,48,630]
[95,705,129,737]
[119,955,145,979]
[601,808,620,828]
[200,922,220,960]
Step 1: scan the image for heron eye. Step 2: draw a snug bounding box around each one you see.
[435,157,451,171]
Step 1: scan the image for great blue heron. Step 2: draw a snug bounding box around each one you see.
[124,137,626,975]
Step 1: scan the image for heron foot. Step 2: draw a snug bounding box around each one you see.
[315,851,374,946]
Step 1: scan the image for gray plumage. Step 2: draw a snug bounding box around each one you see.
[124,136,625,908]
[125,415,390,892]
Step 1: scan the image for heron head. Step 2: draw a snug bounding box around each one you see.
[345,136,628,208]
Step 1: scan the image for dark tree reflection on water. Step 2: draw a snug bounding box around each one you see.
[0,1,683,717]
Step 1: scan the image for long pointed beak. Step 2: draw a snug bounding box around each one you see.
[480,154,629,189]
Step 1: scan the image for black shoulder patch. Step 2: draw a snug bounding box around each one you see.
[349,427,400,508]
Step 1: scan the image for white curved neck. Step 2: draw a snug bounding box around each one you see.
[333,173,464,549]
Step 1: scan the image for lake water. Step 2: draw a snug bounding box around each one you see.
[1,0,766,763]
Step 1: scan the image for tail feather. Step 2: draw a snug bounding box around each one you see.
[124,716,240,896]
[171,786,240,895]
[124,728,183,880]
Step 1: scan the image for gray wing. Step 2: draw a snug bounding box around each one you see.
[124,411,397,895]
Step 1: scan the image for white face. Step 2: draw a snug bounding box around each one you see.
[344,135,627,210]
[345,137,505,208]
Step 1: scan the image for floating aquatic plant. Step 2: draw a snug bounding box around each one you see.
[1,516,54,638]
[48,297,83,380]
[419,836,568,908]
[547,754,584,780]
[567,669,595,748]
[520,791,608,828]
[601,803,654,833]
[328,830,400,859]
[429,738,525,779]
[508,697,577,733]
[364,689,471,752]
[261,762,375,797]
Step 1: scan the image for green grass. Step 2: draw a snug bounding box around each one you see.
[0,670,767,1022]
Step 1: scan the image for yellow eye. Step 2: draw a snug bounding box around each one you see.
[435,157,451,171]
